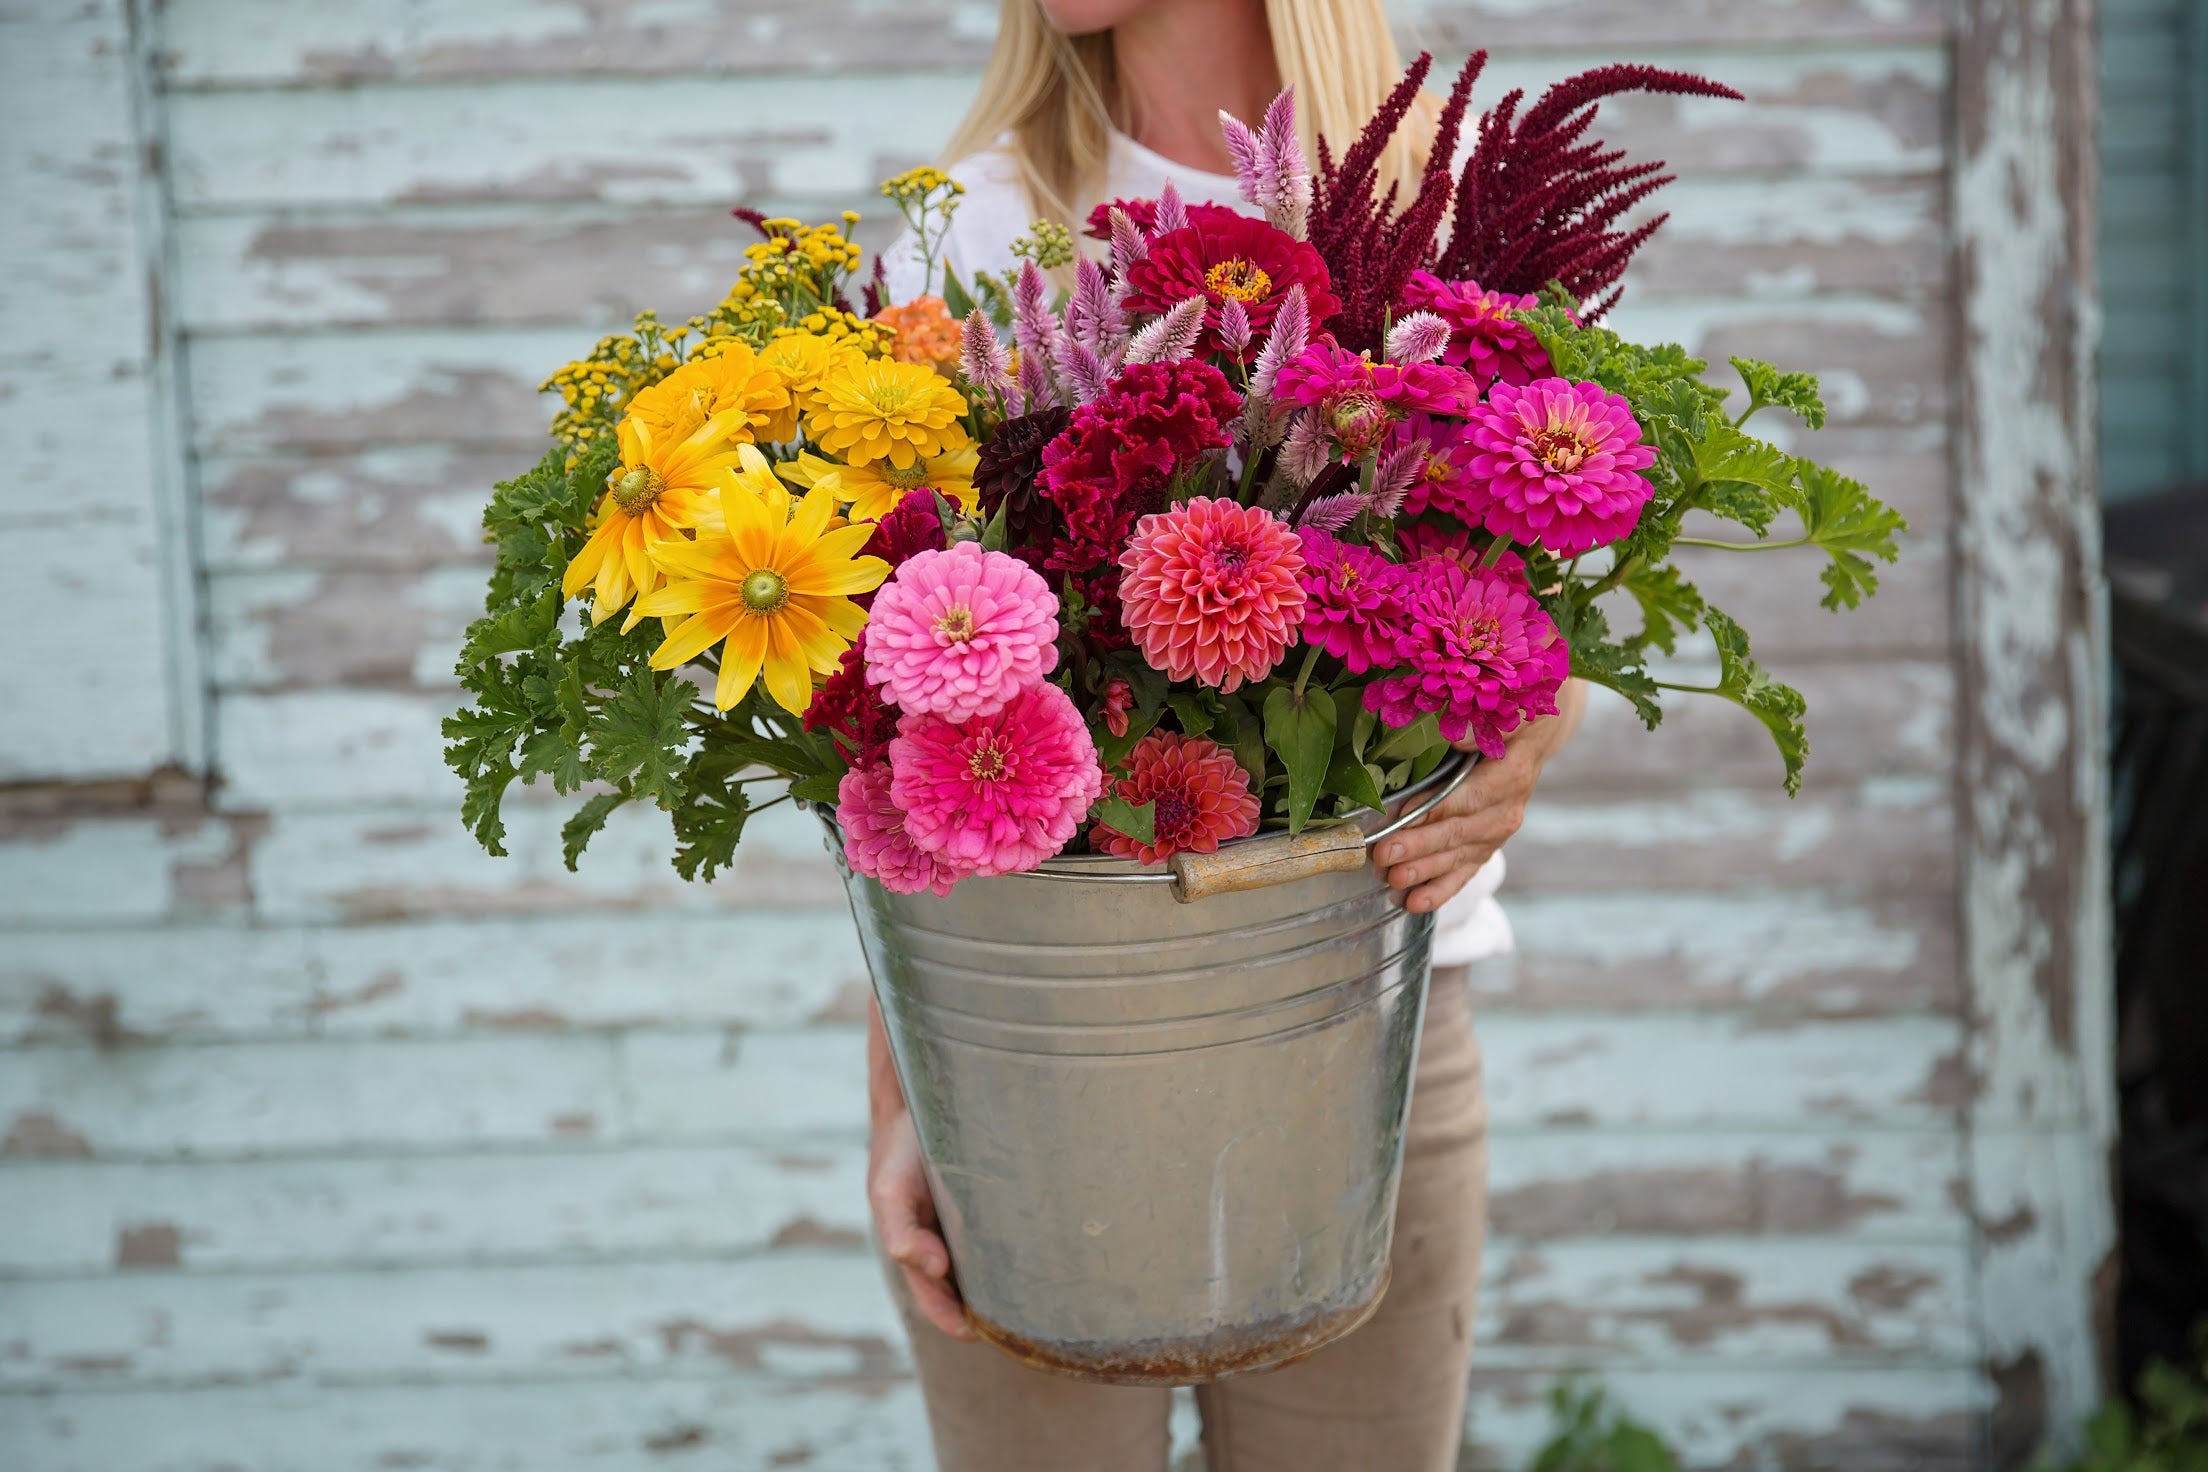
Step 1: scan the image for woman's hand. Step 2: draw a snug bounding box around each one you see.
[867,1000,973,1339]
[1373,680,1588,913]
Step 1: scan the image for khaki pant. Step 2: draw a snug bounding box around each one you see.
[889,967,1489,1471]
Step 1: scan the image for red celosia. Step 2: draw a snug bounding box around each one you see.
[805,634,899,766]
[858,489,951,608]
[1363,557,1569,758]
[1401,272,1549,387]
[1123,210,1341,360]
[1092,731,1261,864]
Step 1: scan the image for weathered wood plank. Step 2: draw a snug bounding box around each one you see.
[1953,0,2117,1456]
[0,811,254,928]
[156,0,1946,88]
[0,1129,1963,1279]
[162,52,1943,213]
[196,447,508,572]
[0,1238,1968,1392]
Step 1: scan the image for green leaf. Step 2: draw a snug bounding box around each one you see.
[1371,711,1441,763]
[1231,720,1268,795]
[589,666,692,806]
[1263,684,1337,833]
[1548,599,1664,730]
[788,772,842,804]
[458,588,561,667]
[1094,706,1160,769]
[978,496,1011,552]
[1092,794,1157,847]
[1619,563,1705,657]
[560,790,630,871]
[1322,750,1386,814]
[670,783,750,884]
[1689,420,1796,536]
[1702,606,1809,794]
[940,266,977,322]
[1166,690,1215,739]
[1791,460,1909,610]
[1731,355,1827,429]
[457,758,516,857]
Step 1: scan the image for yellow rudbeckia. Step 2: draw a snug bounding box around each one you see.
[638,446,889,714]
[561,411,747,628]
[828,446,981,522]
[622,342,790,449]
[806,357,972,470]
[757,331,867,440]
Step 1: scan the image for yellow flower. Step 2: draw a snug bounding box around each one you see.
[831,446,981,522]
[561,412,747,628]
[623,341,790,449]
[757,332,867,438]
[806,358,971,470]
[638,445,888,714]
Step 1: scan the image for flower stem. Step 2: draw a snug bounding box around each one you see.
[1671,534,1814,552]
[1652,679,1723,695]
[1291,645,1322,699]
[1481,531,1513,568]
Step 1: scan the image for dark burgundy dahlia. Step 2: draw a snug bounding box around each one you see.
[1123,207,1342,360]
[974,405,1070,566]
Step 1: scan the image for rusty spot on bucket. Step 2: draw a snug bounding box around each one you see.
[965,1264,1390,1386]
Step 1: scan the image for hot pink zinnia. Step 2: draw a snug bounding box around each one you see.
[1392,412,1487,522]
[838,760,970,897]
[1093,731,1261,865]
[865,541,1060,722]
[1363,558,1570,759]
[890,681,1104,877]
[1401,271,1550,387]
[1119,497,1307,693]
[1294,527,1407,674]
[1274,342,1476,460]
[1465,378,1658,557]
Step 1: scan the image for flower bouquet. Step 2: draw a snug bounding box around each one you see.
[445,48,1906,1380]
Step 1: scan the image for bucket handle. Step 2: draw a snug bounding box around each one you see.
[1015,753,1475,902]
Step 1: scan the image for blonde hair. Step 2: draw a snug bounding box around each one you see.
[942,0,1429,231]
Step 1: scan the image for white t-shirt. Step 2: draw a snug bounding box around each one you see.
[884,132,1514,966]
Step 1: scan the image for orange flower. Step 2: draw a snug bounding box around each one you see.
[875,295,965,373]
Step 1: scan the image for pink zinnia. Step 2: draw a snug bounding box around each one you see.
[1396,521,1532,585]
[1119,497,1306,693]
[1401,271,1550,387]
[1363,558,1570,759]
[1294,527,1407,674]
[865,541,1060,722]
[1392,413,1486,522]
[838,761,970,897]
[1093,731,1260,865]
[1465,378,1657,557]
[1274,342,1476,460]
[890,681,1103,877]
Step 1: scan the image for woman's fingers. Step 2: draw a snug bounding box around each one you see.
[868,1116,975,1340]
[902,1260,972,1339]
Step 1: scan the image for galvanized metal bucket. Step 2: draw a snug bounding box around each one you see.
[827,754,1471,1385]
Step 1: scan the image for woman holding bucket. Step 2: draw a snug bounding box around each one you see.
[873,1,1587,1464]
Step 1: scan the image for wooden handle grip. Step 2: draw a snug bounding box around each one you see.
[1169,824,1371,901]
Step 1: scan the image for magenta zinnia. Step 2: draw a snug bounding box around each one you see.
[1465,377,1657,557]
[1294,527,1407,675]
[864,542,1060,722]
[889,681,1103,877]
[1119,497,1307,693]
[1093,731,1261,865]
[838,760,969,897]
[1392,412,1486,522]
[1275,343,1474,460]
[1364,558,1570,759]
[1401,271,1550,388]
[1122,207,1341,361]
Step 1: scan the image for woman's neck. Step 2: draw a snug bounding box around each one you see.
[1111,0,1281,178]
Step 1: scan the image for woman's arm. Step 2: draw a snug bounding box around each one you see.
[1373,678,1589,912]
[867,998,973,1338]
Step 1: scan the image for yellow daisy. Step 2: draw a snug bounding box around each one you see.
[757,331,867,440]
[805,357,972,470]
[622,341,790,449]
[638,445,888,714]
[561,411,748,629]
[830,446,981,522]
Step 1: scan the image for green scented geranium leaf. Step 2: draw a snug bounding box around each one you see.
[1322,750,1387,813]
[1619,563,1706,657]
[560,789,631,871]
[589,666,691,806]
[1791,460,1909,610]
[1092,794,1157,848]
[1263,684,1337,832]
[787,772,843,804]
[459,588,562,667]
[1547,599,1664,729]
[1703,606,1809,794]
[1731,355,1827,430]
[1690,420,1796,536]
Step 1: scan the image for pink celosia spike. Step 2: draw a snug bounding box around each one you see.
[1280,409,1334,486]
[1066,257,1112,355]
[1108,206,1149,278]
[1217,295,1253,359]
[1295,490,1365,534]
[1124,296,1205,364]
[1219,108,1267,205]
[1248,282,1310,402]
[1261,87,1312,239]
[1153,179,1189,237]
[1060,336,1112,405]
[959,308,1014,397]
[1016,336,1057,411]
[1384,310,1452,366]
[1366,439,1428,519]
[1011,260,1065,403]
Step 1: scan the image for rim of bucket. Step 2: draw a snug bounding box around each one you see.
[814,750,1474,885]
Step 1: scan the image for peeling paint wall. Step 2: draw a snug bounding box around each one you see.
[0,2,2112,1469]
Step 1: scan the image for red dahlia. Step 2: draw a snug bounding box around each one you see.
[1123,206,1342,361]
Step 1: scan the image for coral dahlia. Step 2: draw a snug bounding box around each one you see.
[838,760,969,897]
[1123,208,1341,361]
[890,682,1104,877]
[1401,272,1550,388]
[1363,557,1570,759]
[1294,527,1408,674]
[1119,497,1306,692]
[865,542,1060,722]
[1465,378,1657,557]
[1093,731,1260,865]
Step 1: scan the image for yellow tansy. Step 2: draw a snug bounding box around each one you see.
[622,341,790,449]
[638,446,888,715]
[561,411,748,629]
[806,358,971,470]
